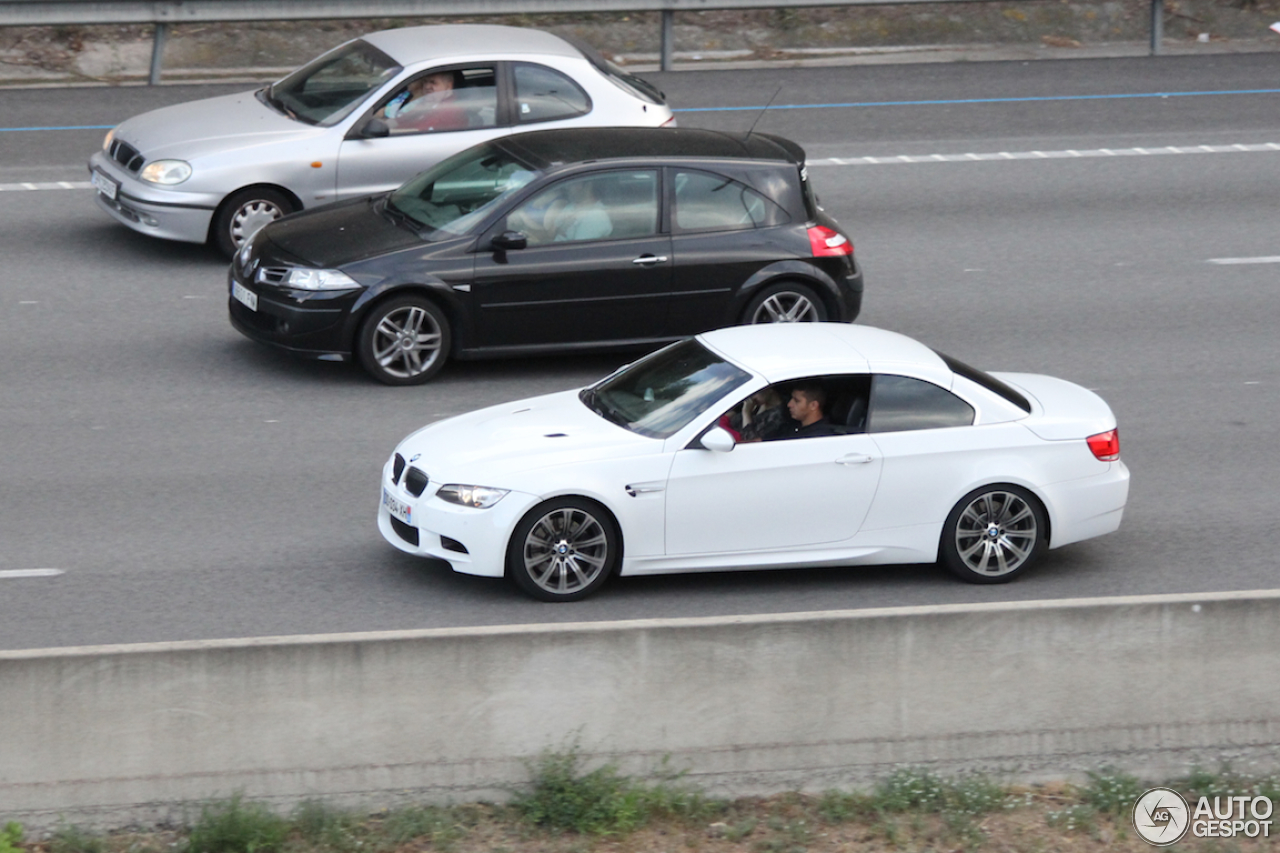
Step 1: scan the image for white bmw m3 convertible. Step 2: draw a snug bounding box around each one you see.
[379,323,1129,601]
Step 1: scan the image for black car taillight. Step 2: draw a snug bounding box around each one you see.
[808,225,853,257]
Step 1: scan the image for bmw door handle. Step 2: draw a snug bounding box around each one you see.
[632,254,669,266]
[836,453,873,465]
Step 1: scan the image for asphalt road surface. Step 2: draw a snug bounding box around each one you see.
[2,54,1278,650]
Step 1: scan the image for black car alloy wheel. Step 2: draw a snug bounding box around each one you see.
[743,281,828,324]
[357,295,452,386]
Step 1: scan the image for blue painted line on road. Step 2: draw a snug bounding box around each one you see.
[674,88,1280,112]
[0,124,113,132]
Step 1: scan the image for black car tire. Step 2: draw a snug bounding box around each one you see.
[940,485,1047,583]
[357,295,452,386]
[507,497,620,602]
[742,281,829,324]
[213,187,295,257]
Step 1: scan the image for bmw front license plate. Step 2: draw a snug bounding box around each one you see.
[232,281,258,311]
[91,170,118,200]
[382,488,412,525]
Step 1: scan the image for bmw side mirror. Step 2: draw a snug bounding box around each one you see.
[491,230,528,252]
[362,118,390,138]
[700,427,736,453]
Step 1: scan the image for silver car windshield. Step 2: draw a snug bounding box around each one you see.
[387,145,541,240]
[267,40,402,126]
[581,340,752,439]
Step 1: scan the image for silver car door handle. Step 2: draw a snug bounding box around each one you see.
[632,254,669,266]
[836,453,874,465]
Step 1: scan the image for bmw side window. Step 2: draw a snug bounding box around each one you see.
[513,63,591,123]
[672,170,786,232]
[868,375,975,433]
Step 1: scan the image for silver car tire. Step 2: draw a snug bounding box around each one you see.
[742,281,828,324]
[213,187,295,257]
[940,485,1047,583]
[357,295,451,386]
[507,498,619,602]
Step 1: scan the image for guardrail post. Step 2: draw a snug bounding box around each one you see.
[661,9,674,72]
[1150,0,1163,55]
[149,21,168,84]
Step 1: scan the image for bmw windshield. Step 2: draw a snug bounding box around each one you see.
[581,340,752,439]
[387,145,541,240]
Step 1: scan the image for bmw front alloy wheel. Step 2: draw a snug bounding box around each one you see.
[508,498,619,601]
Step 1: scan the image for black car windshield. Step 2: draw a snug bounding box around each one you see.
[268,40,401,125]
[582,340,752,439]
[387,145,541,240]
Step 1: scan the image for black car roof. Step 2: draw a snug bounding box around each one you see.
[494,127,806,170]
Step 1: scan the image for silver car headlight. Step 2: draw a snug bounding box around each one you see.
[139,159,192,185]
[436,484,509,509]
[102,128,115,150]
[281,268,359,291]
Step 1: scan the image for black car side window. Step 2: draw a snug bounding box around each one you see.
[672,170,784,233]
[506,170,658,246]
[513,63,591,123]
[868,375,975,433]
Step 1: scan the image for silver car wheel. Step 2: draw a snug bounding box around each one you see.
[953,490,1039,578]
[521,506,610,597]
[229,198,286,248]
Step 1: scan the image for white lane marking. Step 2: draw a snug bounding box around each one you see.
[0,181,93,191]
[0,568,64,579]
[1207,256,1280,264]
[809,142,1280,166]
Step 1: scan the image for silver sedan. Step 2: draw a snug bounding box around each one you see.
[87,24,675,256]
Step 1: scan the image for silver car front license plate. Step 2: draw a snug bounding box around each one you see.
[91,170,118,200]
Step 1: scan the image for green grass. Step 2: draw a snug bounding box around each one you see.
[0,824,24,853]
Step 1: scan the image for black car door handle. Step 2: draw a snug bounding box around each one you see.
[632,254,669,266]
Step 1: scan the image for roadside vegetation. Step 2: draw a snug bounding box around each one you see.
[8,754,1280,852]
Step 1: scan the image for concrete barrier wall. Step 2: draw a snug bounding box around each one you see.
[4,589,1280,829]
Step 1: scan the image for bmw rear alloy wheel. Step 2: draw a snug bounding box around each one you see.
[508,498,619,601]
[941,485,1046,583]
[743,282,828,324]
[358,296,451,386]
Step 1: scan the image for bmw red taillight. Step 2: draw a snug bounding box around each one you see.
[1087,429,1120,462]
[808,225,853,257]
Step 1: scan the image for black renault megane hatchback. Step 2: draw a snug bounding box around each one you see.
[228,126,862,385]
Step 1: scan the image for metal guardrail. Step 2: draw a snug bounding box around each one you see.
[1,0,1169,84]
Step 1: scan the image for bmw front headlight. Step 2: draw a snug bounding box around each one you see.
[139,159,193,185]
[436,484,509,509]
[281,268,359,291]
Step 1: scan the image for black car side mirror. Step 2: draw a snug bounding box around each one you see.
[362,118,390,138]
[491,231,528,252]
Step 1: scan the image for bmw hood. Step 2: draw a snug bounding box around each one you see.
[114,90,320,160]
[261,196,421,267]
[394,390,659,485]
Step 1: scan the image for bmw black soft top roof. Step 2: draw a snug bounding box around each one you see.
[494,127,806,171]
